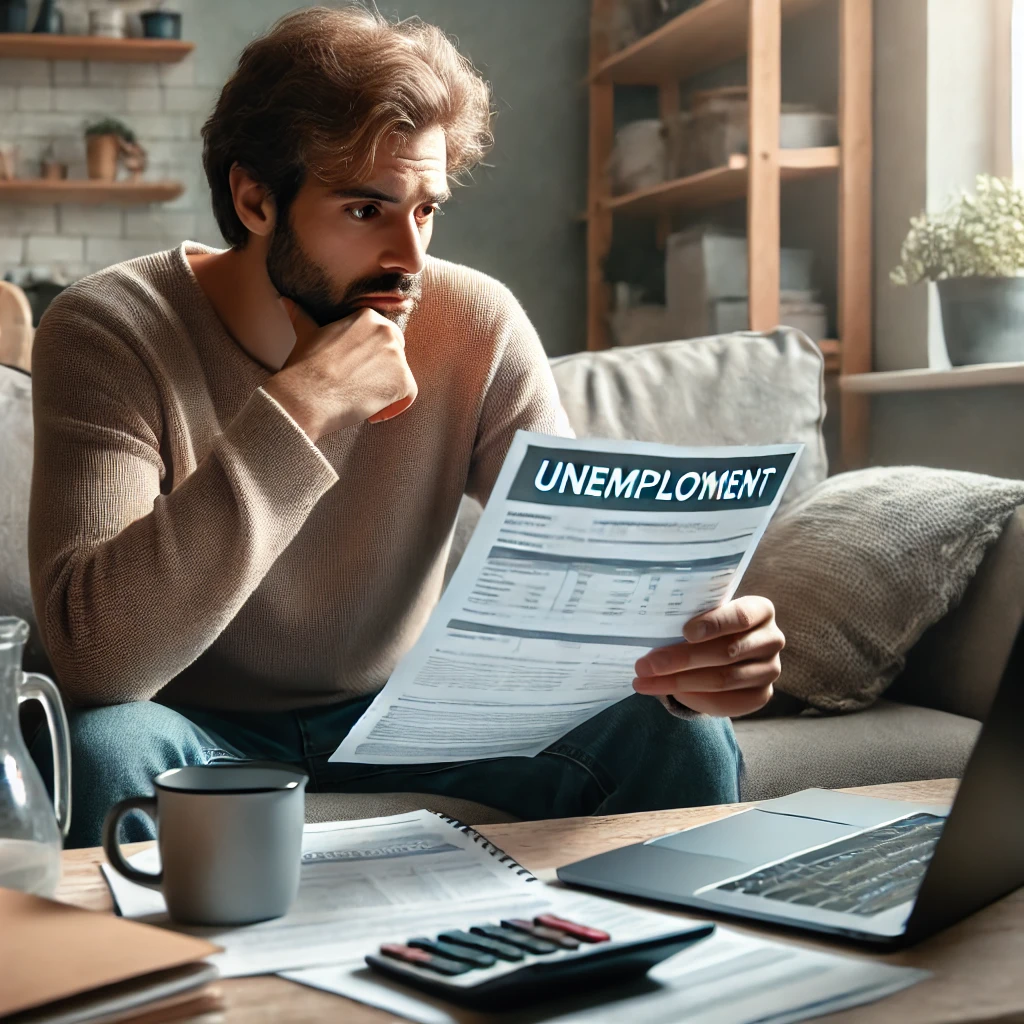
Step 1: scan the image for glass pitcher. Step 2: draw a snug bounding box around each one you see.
[0,616,71,896]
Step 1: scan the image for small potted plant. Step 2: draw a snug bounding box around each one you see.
[84,118,137,182]
[891,174,1024,365]
[40,140,67,181]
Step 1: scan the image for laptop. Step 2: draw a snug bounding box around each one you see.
[557,623,1024,948]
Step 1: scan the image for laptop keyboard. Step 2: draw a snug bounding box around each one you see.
[714,812,945,917]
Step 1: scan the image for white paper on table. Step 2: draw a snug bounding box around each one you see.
[286,922,929,1024]
[332,432,803,764]
[102,810,554,977]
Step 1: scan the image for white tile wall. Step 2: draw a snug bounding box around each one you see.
[2,48,221,282]
[26,235,85,264]
[85,236,166,265]
[15,86,53,112]
[0,59,51,86]
[0,237,23,264]
[51,61,86,87]
[0,206,58,234]
[58,206,124,237]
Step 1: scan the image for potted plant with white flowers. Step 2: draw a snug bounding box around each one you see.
[891,174,1024,365]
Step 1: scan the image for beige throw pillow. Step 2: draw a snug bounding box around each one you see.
[739,467,1024,713]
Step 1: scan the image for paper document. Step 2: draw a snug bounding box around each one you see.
[102,810,689,980]
[333,432,802,763]
[290,923,928,1024]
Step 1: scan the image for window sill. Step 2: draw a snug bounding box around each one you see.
[840,362,1024,394]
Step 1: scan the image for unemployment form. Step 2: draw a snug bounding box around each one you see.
[332,432,802,764]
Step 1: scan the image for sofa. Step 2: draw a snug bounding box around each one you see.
[3,328,1020,829]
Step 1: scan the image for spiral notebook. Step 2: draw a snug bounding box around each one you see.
[433,812,539,881]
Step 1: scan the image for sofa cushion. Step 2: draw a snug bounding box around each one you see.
[734,699,980,801]
[0,364,46,669]
[740,467,1024,713]
[446,329,827,583]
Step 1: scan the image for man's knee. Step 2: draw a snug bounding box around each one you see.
[64,700,201,783]
[31,700,209,849]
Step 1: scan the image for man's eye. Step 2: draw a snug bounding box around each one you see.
[349,204,379,221]
[421,204,444,219]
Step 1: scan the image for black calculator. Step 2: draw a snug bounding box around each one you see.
[365,913,714,1010]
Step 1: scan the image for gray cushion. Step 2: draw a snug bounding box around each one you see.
[446,329,827,583]
[735,699,980,801]
[305,791,518,825]
[740,468,1024,713]
[0,365,45,669]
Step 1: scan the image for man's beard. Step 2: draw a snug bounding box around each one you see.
[265,215,422,330]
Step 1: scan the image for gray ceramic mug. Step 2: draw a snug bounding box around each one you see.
[102,764,307,926]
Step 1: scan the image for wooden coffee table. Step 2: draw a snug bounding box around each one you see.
[57,779,1024,1022]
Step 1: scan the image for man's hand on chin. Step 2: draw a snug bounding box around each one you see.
[632,596,784,717]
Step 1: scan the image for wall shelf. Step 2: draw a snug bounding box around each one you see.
[603,147,839,217]
[0,34,193,63]
[591,0,822,85]
[841,362,1024,394]
[0,180,185,204]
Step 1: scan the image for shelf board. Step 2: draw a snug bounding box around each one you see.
[0,33,193,63]
[0,179,185,205]
[841,361,1024,394]
[592,0,823,85]
[603,147,839,218]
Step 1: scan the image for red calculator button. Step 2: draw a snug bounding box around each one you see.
[534,914,610,943]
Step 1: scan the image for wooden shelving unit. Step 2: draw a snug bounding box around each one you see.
[0,33,193,63]
[604,147,839,217]
[0,180,184,204]
[587,0,873,468]
[591,0,822,84]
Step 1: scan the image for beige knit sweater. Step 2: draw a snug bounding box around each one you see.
[29,243,568,711]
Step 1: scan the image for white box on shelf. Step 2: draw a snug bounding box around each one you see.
[665,225,816,338]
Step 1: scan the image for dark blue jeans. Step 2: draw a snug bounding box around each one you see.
[32,693,742,849]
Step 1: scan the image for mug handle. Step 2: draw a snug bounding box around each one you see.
[102,796,163,888]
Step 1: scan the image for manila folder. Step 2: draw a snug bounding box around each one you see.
[0,887,219,1018]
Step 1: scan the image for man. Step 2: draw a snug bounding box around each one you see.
[29,6,784,849]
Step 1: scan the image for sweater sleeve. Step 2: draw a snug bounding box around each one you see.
[28,309,338,707]
[465,284,573,505]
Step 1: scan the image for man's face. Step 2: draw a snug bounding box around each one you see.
[266,125,449,329]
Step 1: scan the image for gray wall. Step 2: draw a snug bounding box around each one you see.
[180,0,590,357]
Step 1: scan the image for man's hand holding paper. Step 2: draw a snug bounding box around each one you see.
[633,595,785,717]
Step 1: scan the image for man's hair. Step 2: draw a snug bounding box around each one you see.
[201,4,494,247]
